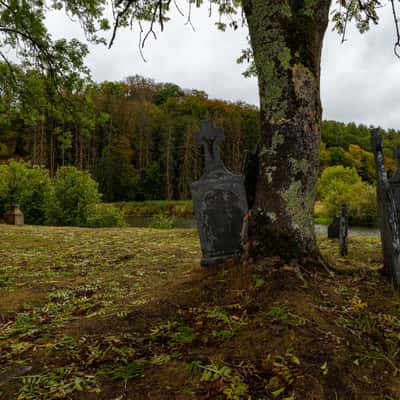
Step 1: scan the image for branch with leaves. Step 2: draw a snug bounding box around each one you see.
[332,0,400,58]
[0,0,104,88]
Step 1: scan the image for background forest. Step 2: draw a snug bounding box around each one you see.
[1,64,400,225]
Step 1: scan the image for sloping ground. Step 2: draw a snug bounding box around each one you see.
[0,225,399,400]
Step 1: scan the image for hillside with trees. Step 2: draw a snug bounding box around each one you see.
[0,65,260,202]
[1,64,400,204]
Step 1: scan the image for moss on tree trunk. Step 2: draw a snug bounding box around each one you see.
[243,0,331,262]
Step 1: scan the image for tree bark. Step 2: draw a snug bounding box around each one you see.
[165,126,173,200]
[40,119,45,166]
[243,0,331,262]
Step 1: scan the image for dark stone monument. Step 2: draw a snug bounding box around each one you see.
[339,204,348,256]
[191,120,248,266]
[389,146,400,205]
[327,217,340,239]
[241,146,259,209]
[371,128,400,288]
[4,203,24,225]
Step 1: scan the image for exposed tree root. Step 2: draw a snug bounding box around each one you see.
[287,261,309,288]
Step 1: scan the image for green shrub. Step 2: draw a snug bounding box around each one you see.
[0,143,9,157]
[113,200,193,217]
[85,204,125,227]
[317,165,361,200]
[314,216,333,225]
[0,163,8,216]
[45,166,101,226]
[149,213,175,229]
[324,181,378,226]
[0,160,51,224]
[0,162,125,227]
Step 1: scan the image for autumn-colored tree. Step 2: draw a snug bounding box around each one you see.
[348,144,376,183]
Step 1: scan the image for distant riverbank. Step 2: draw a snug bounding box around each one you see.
[111,201,380,237]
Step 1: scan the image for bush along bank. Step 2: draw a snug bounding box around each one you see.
[112,200,194,218]
[317,166,378,227]
[0,161,124,227]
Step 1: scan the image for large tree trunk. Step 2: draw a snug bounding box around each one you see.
[243,0,331,262]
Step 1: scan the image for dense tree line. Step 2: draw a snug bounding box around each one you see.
[0,65,260,201]
[1,64,399,202]
[321,120,400,182]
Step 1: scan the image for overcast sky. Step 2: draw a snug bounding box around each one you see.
[46,4,400,130]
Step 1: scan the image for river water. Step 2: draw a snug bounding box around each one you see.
[314,224,380,237]
[125,216,380,237]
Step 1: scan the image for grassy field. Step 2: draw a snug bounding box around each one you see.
[0,225,399,399]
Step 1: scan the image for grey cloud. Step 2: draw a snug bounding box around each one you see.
[321,5,400,129]
[45,4,400,129]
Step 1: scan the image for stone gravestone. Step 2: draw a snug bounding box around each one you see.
[327,217,340,239]
[371,128,400,288]
[4,203,24,225]
[339,204,348,256]
[191,120,248,266]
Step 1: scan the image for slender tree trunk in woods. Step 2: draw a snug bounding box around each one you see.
[91,139,96,171]
[75,127,79,166]
[40,120,45,166]
[180,125,195,199]
[145,131,150,168]
[139,134,143,170]
[165,127,173,200]
[33,126,38,164]
[79,134,83,169]
[243,1,331,262]
[50,132,55,177]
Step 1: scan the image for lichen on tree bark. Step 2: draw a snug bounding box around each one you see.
[242,0,331,262]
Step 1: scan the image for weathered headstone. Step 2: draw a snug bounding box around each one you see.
[327,217,340,239]
[191,120,248,266]
[339,204,348,256]
[371,128,400,288]
[4,203,24,225]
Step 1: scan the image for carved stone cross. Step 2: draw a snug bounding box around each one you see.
[194,120,226,177]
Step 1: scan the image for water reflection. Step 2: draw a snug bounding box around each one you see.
[125,216,380,237]
[314,224,380,237]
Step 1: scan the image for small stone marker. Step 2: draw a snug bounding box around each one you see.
[371,128,400,288]
[191,120,248,266]
[4,203,24,225]
[339,204,348,256]
[328,217,340,239]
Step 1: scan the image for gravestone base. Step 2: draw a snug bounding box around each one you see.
[192,174,248,267]
[200,254,241,267]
